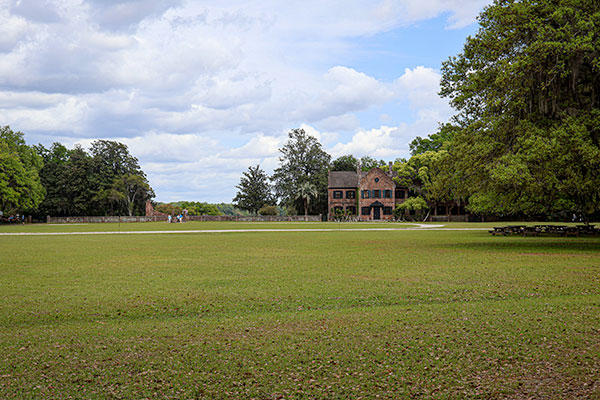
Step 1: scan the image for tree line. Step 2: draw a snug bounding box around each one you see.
[1,126,154,218]
[232,128,389,216]
[235,0,600,222]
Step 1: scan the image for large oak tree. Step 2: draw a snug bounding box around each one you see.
[441,0,600,220]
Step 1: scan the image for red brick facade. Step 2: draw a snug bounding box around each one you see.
[328,188,358,216]
[358,168,397,221]
[328,166,408,221]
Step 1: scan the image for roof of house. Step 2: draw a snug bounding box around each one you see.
[328,171,359,188]
[329,168,398,188]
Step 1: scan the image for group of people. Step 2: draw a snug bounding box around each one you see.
[167,213,184,223]
[0,213,25,224]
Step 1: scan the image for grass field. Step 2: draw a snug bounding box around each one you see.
[1,222,599,398]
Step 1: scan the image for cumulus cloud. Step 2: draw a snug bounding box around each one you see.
[0,0,490,202]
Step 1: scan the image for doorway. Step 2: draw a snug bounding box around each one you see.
[373,206,381,220]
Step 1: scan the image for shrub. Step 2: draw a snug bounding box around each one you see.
[258,205,278,216]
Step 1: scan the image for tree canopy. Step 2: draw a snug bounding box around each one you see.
[409,123,459,156]
[33,139,153,217]
[330,155,358,171]
[0,126,44,214]
[272,129,331,215]
[440,0,600,220]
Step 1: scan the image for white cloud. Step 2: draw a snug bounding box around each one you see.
[0,0,490,202]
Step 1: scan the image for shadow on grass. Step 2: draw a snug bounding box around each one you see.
[442,237,600,254]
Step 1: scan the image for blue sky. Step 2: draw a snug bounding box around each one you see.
[0,0,490,203]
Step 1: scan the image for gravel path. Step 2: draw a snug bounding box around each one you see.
[0,226,490,236]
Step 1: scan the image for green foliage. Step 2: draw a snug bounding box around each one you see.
[272,129,331,215]
[409,123,459,156]
[331,207,354,222]
[393,150,455,206]
[296,181,319,216]
[89,140,153,216]
[440,0,600,220]
[34,139,153,217]
[393,196,429,221]
[0,126,44,214]
[214,203,250,216]
[330,154,358,171]
[359,156,386,171]
[35,143,94,216]
[111,174,153,216]
[172,201,221,216]
[258,204,278,215]
[233,165,274,215]
[155,203,182,215]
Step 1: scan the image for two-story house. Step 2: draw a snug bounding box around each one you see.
[328,162,407,221]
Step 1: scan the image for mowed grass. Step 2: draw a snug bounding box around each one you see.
[0,227,599,399]
[0,220,586,233]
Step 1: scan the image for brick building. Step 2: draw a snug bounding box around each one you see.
[328,162,407,221]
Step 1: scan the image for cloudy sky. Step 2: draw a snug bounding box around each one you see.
[1,0,492,203]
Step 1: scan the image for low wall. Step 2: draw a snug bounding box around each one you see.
[47,216,167,223]
[187,215,320,222]
[429,215,469,222]
[46,215,321,223]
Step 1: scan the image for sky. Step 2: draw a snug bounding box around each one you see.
[1,0,493,203]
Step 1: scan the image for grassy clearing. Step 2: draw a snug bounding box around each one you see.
[1,227,599,398]
[1,220,593,234]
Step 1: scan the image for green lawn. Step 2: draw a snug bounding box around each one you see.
[0,220,592,233]
[1,225,599,398]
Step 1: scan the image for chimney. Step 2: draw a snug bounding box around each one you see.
[356,160,361,175]
[388,161,393,176]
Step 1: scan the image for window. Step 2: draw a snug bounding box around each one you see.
[384,190,392,198]
[346,206,356,215]
[362,190,370,199]
[346,190,355,199]
[361,207,370,215]
[395,189,405,199]
[332,206,343,213]
[333,190,343,199]
[374,190,380,198]
[383,206,392,215]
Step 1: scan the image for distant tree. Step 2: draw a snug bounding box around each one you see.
[232,165,274,215]
[35,143,96,217]
[192,202,220,216]
[111,174,154,216]
[296,181,319,217]
[214,203,250,216]
[258,204,278,216]
[272,129,331,215]
[174,201,221,216]
[0,126,45,214]
[89,140,153,215]
[330,155,358,171]
[394,197,429,221]
[359,156,385,171]
[155,203,182,215]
